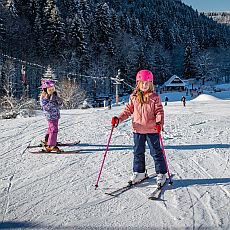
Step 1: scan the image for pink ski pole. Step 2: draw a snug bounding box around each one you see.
[95,125,115,189]
[159,133,173,185]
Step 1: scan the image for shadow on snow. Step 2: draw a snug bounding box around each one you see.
[0,221,219,230]
[169,177,230,189]
[164,143,230,150]
[74,143,229,153]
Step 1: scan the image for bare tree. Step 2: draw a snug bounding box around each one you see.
[196,52,216,85]
[0,59,36,119]
[0,59,17,112]
[57,77,86,109]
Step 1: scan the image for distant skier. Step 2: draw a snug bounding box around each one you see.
[40,79,62,152]
[108,98,112,110]
[181,96,186,107]
[104,98,107,108]
[111,70,167,187]
[164,96,168,106]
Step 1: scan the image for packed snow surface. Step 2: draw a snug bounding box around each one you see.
[0,95,230,229]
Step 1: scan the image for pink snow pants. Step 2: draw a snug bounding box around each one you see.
[46,119,59,146]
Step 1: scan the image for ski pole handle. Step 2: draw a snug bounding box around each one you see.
[95,125,115,189]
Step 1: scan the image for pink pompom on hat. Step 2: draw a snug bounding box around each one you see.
[136,70,154,82]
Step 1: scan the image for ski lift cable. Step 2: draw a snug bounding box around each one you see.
[122,80,135,90]
[1,53,136,88]
[1,53,108,80]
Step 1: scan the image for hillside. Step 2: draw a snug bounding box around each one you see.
[0,0,230,101]
[0,95,229,229]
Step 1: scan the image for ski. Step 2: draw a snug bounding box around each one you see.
[148,180,168,200]
[105,173,157,197]
[29,149,80,154]
[27,140,80,149]
[148,187,163,200]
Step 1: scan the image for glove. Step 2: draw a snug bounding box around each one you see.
[155,122,162,133]
[111,116,119,127]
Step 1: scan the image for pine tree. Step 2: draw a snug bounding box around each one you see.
[42,0,66,58]
[144,25,153,43]
[154,47,172,84]
[94,3,112,46]
[163,27,176,50]
[137,47,147,70]
[131,16,142,36]
[42,65,56,80]
[0,16,6,52]
[58,0,77,18]
[13,0,37,21]
[79,0,92,27]
[33,10,44,58]
[183,45,197,79]
[69,13,87,55]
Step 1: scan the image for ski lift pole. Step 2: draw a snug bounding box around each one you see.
[95,125,115,189]
[115,80,119,104]
[159,133,173,185]
[111,69,123,105]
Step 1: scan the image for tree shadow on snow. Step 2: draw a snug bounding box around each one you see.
[171,177,230,189]
[75,143,229,154]
[75,143,133,153]
[0,221,218,230]
[0,221,42,229]
[0,221,205,230]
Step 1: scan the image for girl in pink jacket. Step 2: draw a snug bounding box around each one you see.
[112,70,167,186]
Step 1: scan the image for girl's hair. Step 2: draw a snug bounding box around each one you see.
[41,88,48,98]
[134,81,154,104]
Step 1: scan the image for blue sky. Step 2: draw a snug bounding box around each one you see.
[181,0,230,12]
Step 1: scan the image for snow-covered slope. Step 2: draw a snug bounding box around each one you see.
[0,96,230,229]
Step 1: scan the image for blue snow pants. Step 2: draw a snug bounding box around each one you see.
[133,133,167,174]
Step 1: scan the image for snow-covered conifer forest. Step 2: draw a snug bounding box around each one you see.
[0,0,230,104]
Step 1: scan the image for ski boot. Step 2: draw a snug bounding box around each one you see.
[41,134,49,147]
[45,146,62,153]
[129,172,148,185]
[156,173,167,188]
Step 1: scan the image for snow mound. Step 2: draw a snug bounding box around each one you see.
[192,94,221,101]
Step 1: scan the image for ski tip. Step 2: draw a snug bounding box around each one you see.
[105,192,116,197]
[148,196,159,200]
[127,181,133,186]
[148,197,164,201]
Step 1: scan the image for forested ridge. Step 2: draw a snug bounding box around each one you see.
[0,0,230,99]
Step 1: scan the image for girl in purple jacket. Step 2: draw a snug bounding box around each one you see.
[112,70,167,186]
[40,79,62,152]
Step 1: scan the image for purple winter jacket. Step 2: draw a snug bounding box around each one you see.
[40,92,62,121]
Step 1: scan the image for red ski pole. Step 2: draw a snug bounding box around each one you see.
[159,133,173,185]
[95,125,115,189]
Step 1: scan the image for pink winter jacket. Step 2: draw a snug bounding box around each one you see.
[118,92,164,134]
